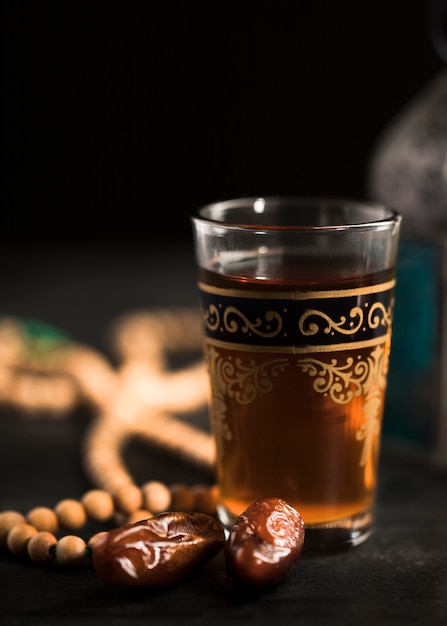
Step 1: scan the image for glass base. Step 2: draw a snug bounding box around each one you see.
[217,503,374,551]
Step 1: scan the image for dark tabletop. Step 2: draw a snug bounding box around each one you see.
[1,239,446,625]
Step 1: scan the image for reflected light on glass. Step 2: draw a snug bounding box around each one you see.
[253,198,265,214]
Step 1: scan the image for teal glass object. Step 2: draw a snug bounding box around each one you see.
[384,239,440,456]
[367,68,447,467]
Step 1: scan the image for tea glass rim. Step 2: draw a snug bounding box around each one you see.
[192,196,401,233]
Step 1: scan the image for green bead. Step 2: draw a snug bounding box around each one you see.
[21,318,70,343]
[19,318,72,364]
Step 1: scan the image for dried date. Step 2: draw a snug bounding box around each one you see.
[92,512,226,587]
[224,497,305,588]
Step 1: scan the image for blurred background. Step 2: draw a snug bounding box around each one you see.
[1,0,446,518]
[3,0,445,247]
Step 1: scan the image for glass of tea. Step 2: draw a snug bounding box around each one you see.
[191,197,401,550]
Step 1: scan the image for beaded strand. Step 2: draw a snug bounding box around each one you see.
[0,309,219,570]
[0,481,218,568]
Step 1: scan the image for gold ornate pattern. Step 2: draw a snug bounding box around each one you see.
[298,306,364,337]
[297,342,390,466]
[368,301,393,329]
[298,301,393,338]
[198,280,395,350]
[206,345,289,457]
[200,280,395,468]
[204,304,283,338]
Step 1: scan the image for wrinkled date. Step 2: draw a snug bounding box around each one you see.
[92,512,226,587]
[224,497,305,588]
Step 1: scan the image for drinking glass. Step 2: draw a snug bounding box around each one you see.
[191,196,401,549]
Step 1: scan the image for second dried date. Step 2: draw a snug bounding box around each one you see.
[224,497,305,588]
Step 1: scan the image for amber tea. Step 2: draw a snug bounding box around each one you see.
[198,261,394,526]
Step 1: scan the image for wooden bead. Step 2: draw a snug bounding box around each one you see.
[141,480,171,513]
[113,484,143,514]
[6,523,38,557]
[192,484,218,516]
[0,511,26,547]
[55,535,87,567]
[81,490,115,522]
[170,483,196,511]
[87,531,108,550]
[54,499,87,530]
[126,509,153,524]
[27,531,57,563]
[26,507,58,533]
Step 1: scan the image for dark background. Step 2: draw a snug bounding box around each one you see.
[3,0,445,246]
[2,5,447,622]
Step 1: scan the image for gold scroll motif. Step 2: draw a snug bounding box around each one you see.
[297,342,390,466]
[299,301,393,338]
[206,344,289,446]
[204,304,283,338]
